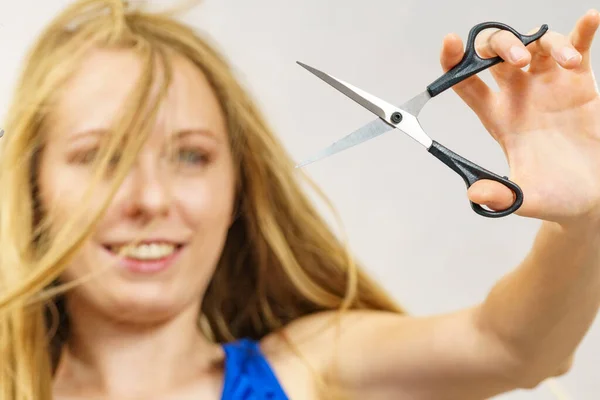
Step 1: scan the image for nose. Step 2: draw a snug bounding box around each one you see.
[121,157,171,220]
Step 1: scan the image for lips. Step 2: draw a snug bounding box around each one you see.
[104,242,183,256]
[101,240,186,273]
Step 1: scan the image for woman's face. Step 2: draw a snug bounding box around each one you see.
[38,48,237,323]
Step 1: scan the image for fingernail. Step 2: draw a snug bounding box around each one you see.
[562,47,580,62]
[509,46,528,62]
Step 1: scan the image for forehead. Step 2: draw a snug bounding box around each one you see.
[49,47,225,139]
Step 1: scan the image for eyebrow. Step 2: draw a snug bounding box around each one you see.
[173,129,221,142]
[70,128,221,142]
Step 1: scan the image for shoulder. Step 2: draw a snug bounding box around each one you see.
[259,310,405,398]
[261,309,405,357]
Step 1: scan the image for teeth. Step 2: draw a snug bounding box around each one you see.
[111,243,176,260]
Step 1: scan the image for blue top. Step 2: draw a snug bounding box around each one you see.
[220,338,289,400]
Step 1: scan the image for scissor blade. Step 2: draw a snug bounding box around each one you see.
[295,118,394,168]
[297,61,388,120]
[400,90,431,118]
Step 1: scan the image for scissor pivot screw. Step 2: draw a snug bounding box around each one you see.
[391,112,403,124]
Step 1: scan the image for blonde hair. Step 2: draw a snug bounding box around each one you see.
[0,1,404,398]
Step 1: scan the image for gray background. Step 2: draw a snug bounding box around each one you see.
[0,1,598,399]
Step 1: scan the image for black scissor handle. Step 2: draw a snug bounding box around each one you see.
[427,22,548,98]
[428,140,523,218]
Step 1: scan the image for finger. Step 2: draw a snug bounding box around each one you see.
[528,30,582,73]
[474,28,530,87]
[476,28,532,68]
[440,33,495,116]
[569,9,600,68]
[570,9,600,52]
[467,180,516,211]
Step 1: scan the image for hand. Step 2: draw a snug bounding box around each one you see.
[440,10,600,226]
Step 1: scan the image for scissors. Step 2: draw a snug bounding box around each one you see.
[296,22,548,218]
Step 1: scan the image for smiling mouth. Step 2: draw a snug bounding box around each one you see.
[103,242,185,261]
[101,241,186,274]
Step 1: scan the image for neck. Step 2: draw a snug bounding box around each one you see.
[53,293,223,398]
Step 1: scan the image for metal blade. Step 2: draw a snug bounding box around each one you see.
[399,90,431,117]
[295,118,394,168]
[297,61,388,120]
[295,61,434,167]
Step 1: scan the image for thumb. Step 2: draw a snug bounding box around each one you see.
[467,180,516,211]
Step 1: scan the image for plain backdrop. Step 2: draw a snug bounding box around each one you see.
[0,1,598,399]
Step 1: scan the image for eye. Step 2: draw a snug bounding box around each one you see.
[175,148,209,165]
[71,149,99,164]
[70,148,121,166]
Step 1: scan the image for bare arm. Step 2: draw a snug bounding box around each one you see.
[476,220,600,380]
[314,219,600,399]
[272,9,600,400]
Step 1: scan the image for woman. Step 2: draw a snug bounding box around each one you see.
[0,0,598,399]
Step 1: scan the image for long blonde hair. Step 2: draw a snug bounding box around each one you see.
[0,0,403,398]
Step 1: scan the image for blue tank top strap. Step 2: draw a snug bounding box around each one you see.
[220,338,289,400]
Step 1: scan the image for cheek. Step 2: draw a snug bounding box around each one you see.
[175,178,235,227]
[37,164,103,276]
[38,157,85,227]
[39,167,110,234]
[175,161,237,226]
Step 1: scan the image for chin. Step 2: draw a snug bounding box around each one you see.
[77,281,197,325]
[62,242,208,325]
